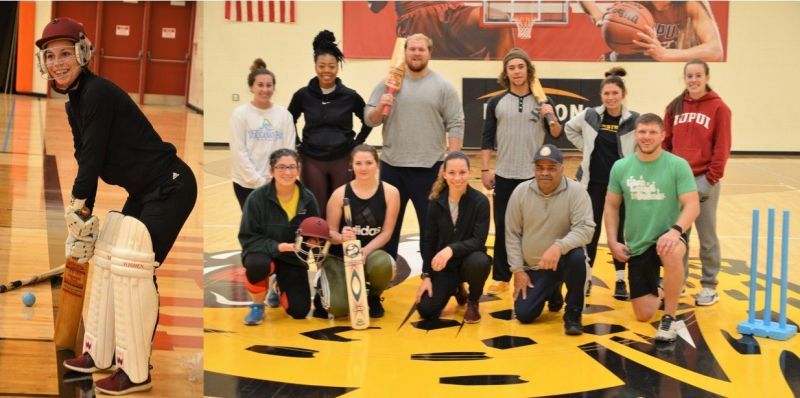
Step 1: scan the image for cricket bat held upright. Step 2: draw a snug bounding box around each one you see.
[382,38,406,117]
[532,77,558,129]
[342,198,369,329]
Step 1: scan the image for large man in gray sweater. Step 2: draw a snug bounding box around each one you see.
[365,33,464,257]
[506,145,595,335]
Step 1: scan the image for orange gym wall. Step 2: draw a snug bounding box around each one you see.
[15,2,36,94]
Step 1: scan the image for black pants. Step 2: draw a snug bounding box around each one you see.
[243,252,310,319]
[301,154,351,218]
[233,182,255,210]
[514,248,587,324]
[417,251,491,320]
[121,158,197,264]
[492,175,532,282]
[380,161,441,258]
[586,182,626,271]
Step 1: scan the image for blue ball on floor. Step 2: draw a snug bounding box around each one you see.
[22,292,36,307]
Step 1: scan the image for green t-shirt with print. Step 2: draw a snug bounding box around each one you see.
[608,151,697,256]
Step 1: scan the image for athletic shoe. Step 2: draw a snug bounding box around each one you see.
[266,276,280,308]
[63,352,100,373]
[368,295,384,318]
[454,283,468,306]
[312,294,329,319]
[548,286,564,312]
[655,314,681,343]
[244,303,265,325]
[464,300,481,324]
[613,280,629,300]
[695,287,719,306]
[95,369,152,395]
[487,281,508,296]
[563,308,583,336]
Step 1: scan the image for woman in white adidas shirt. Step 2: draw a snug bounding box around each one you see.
[230,58,297,208]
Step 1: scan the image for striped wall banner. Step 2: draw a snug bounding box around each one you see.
[224,1,295,23]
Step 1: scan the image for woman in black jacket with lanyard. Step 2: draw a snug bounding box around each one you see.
[36,17,196,395]
[289,30,372,217]
[416,152,491,324]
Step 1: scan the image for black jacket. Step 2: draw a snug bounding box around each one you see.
[65,70,177,209]
[422,185,490,274]
[238,180,320,267]
[288,77,372,160]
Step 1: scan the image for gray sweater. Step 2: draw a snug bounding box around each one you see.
[505,176,595,273]
[365,70,464,168]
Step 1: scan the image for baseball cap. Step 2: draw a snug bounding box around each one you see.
[534,144,563,164]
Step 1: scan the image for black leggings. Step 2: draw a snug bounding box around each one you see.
[417,251,491,320]
[492,175,531,282]
[586,182,626,271]
[243,252,310,319]
[121,159,197,264]
[380,161,441,258]
[233,182,255,210]
[300,154,351,218]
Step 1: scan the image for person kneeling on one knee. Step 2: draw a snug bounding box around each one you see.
[506,145,595,335]
[416,152,491,324]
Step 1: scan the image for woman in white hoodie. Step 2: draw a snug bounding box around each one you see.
[230,58,297,209]
[563,67,639,300]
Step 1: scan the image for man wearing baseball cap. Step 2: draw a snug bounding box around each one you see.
[505,144,595,335]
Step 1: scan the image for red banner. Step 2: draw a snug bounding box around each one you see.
[225,1,295,23]
[343,1,728,62]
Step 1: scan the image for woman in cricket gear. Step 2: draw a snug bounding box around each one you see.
[323,144,399,319]
[238,149,321,324]
[564,67,640,300]
[416,152,491,324]
[289,30,372,217]
[230,58,296,209]
[37,17,197,395]
[663,59,731,307]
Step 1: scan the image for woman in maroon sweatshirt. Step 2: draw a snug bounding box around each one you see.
[663,59,731,307]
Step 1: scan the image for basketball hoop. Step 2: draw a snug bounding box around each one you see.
[514,16,535,39]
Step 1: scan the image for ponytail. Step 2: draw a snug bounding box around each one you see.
[428,151,471,200]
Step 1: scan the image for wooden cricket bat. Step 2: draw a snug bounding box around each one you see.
[0,264,65,293]
[382,37,406,117]
[55,208,91,352]
[532,77,558,129]
[342,198,369,329]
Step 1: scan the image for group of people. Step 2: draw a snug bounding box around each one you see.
[31,11,730,395]
[231,28,731,346]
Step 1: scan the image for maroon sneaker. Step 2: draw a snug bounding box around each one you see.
[464,300,481,324]
[95,369,152,395]
[63,353,101,373]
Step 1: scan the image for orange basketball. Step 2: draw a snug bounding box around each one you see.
[601,2,656,55]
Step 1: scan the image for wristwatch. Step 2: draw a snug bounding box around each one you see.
[671,224,683,234]
[420,272,431,280]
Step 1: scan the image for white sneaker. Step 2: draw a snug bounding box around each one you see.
[695,287,719,306]
[655,315,682,342]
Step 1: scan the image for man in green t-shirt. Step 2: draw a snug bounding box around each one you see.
[604,113,699,343]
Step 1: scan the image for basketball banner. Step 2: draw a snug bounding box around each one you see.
[343,1,728,62]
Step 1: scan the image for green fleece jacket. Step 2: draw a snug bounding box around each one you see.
[238,180,319,267]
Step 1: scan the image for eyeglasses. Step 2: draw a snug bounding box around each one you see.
[274,165,298,172]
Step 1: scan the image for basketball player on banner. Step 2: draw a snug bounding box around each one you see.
[35,17,197,395]
[580,1,724,61]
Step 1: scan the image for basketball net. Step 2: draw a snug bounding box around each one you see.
[515,16,535,39]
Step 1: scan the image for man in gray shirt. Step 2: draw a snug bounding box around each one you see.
[506,145,594,335]
[365,33,464,257]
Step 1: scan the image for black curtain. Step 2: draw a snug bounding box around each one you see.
[0,2,18,93]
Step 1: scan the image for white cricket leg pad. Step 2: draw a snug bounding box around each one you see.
[318,268,330,310]
[83,211,125,368]
[110,215,159,383]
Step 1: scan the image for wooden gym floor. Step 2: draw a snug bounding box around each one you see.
[203,146,800,397]
[0,94,203,397]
